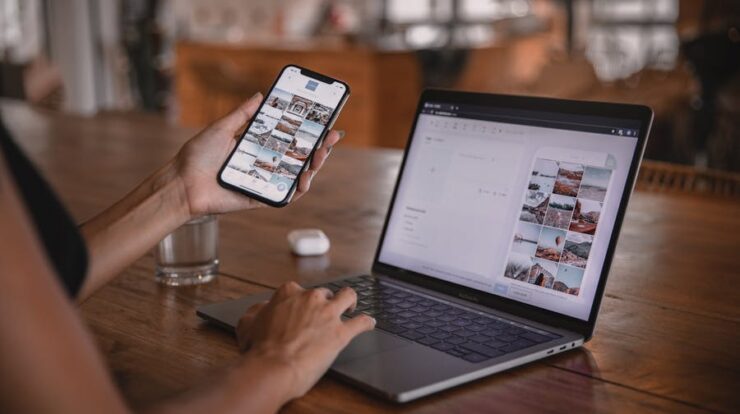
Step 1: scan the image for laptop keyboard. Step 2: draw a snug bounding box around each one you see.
[323,275,562,364]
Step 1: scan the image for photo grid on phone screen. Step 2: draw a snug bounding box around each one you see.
[227,87,331,191]
[505,158,612,296]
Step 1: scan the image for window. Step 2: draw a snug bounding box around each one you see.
[383,0,533,48]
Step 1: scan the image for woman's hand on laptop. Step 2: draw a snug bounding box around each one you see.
[236,282,376,400]
[169,93,345,218]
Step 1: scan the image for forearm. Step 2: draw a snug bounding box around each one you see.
[79,159,191,301]
[2,151,292,414]
[145,350,295,414]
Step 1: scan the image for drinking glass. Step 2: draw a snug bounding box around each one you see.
[155,214,219,286]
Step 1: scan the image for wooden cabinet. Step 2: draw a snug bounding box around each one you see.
[174,41,422,148]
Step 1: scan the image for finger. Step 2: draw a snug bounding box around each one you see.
[307,130,343,172]
[309,146,330,172]
[245,300,268,315]
[244,300,268,317]
[342,314,376,340]
[319,287,335,299]
[239,301,268,324]
[321,130,343,150]
[329,287,358,314]
[237,301,267,350]
[296,170,314,194]
[238,301,267,329]
[295,131,344,195]
[307,287,334,301]
[273,281,303,302]
[216,92,263,131]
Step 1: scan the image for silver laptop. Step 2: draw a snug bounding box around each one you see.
[198,90,652,402]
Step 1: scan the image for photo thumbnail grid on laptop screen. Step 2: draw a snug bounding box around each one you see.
[222,68,345,201]
[378,102,641,320]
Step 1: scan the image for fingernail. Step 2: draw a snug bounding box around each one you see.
[251,92,262,101]
[337,130,346,139]
[327,145,334,155]
[370,317,377,326]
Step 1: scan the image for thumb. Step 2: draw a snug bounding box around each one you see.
[236,301,267,351]
[216,92,263,131]
[342,314,376,341]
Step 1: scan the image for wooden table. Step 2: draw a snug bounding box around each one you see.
[2,100,739,413]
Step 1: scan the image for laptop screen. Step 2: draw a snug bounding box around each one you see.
[377,101,642,321]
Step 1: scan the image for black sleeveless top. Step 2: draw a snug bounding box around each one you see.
[0,119,88,297]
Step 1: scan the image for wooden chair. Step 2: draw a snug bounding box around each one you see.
[636,160,740,197]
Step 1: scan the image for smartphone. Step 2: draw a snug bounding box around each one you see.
[217,65,350,207]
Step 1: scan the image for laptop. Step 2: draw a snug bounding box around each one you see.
[197,89,652,402]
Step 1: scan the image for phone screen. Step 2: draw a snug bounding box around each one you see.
[220,66,348,204]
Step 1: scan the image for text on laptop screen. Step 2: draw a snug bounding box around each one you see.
[378,102,641,320]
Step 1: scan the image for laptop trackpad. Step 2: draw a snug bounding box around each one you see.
[334,330,410,365]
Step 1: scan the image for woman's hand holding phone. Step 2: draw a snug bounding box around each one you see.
[217,65,349,206]
[170,92,344,219]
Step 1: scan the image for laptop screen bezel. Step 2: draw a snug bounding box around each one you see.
[371,89,652,340]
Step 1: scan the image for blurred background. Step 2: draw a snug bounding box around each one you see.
[1,0,739,171]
